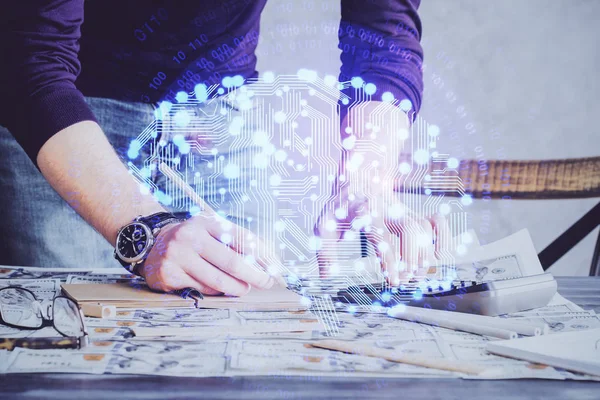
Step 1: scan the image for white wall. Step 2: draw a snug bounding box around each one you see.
[256,0,600,276]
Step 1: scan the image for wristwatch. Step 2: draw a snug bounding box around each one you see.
[114,211,191,275]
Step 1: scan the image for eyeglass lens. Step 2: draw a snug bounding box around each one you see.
[0,287,43,328]
[53,297,85,337]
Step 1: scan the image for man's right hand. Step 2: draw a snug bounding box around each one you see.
[139,212,279,296]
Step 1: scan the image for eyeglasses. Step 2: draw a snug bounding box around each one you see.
[0,286,88,350]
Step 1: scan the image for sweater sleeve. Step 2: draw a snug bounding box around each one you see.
[339,0,424,116]
[0,0,97,166]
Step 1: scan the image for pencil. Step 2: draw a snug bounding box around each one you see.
[310,339,489,376]
[158,162,288,288]
[388,306,518,340]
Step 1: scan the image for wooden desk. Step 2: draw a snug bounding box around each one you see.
[1,277,599,400]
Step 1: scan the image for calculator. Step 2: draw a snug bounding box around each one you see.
[330,273,558,316]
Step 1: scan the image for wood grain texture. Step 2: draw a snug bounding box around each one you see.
[396,156,600,199]
[1,277,599,400]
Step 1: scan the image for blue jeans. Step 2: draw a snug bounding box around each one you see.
[0,96,262,269]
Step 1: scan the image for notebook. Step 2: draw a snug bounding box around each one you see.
[486,328,600,377]
[61,282,307,311]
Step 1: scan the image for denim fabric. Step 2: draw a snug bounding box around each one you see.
[0,96,261,269]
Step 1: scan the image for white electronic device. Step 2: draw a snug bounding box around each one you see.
[331,273,558,316]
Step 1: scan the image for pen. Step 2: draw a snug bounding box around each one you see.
[158,162,288,289]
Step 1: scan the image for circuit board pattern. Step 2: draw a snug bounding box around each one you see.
[126,73,473,329]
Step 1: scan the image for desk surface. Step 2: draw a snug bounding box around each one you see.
[1,277,599,400]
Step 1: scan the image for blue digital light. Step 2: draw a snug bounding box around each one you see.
[364,83,377,95]
[127,139,142,160]
[175,91,189,103]
[381,292,392,302]
[461,194,473,206]
[341,98,349,105]
[217,88,225,95]
[350,77,364,88]
[194,84,208,102]
[412,289,423,300]
[222,76,233,88]
[231,75,244,87]
[159,101,173,113]
[399,99,413,111]
[381,91,394,102]
[189,206,201,216]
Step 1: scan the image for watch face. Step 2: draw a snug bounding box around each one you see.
[116,222,152,262]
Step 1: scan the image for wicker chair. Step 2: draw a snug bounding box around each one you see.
[400,156,600,276]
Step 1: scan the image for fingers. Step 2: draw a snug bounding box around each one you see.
[429,214,451,259]
[140,260,221,295]
[200,236,275,290]
[315,208,344,278]
[365,213,399,286]
[178,246,252,297]
[180,215,278,289]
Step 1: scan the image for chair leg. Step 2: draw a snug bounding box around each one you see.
[591,229,600,277]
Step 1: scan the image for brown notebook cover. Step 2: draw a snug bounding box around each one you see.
[61,282,307,311]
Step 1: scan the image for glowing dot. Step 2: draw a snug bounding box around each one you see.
[253,130,270,147]
[325,219,337,232]
[413,149,429,165]
[232,75,244,87]
[439,204,451,215]
[264,144,276,155]
[447,157,459,169]
[377,242,390,253]
[276,90,283,96]
[270,174,281,186]
[174,110,191,127]
[428,125,440,137]
[334,208,347,220]
[399,99,412,111]
[153,108,163,120]
[461,194,473,206]
[139,184,150,195]
[311,176,319,183]
[222,76,233,88]
[218,188,226,195]
[220,233,232,245]
[223,163,240,179]
[250,180,257,186]
[304,137,313,145]
[351,77,364,88]
[159,101,173,113]
[399,162,411,174]
[127,148,139,159]
[382,91,394,102]
[287,159,294,166]
[194,84,208,102]
[274,220,286,232]
[217,88,225,95]
[175,91,188,103]
[310,194,317,201]
[342,135,356,150]
[274,111,286,123]
[388,204,405,219]
[364,83,377,95]
[456,244,467,255]
[324,75,337,86]
[283,85,290,92]
[425,189,432,195]
[274,150,287,162]
[297,68,318,82]
[263,71,275,83]
[211,148,219,155]
[228,116,244,136]
[189,206,201,216]
[341,98,349,105]
[398,128,409,140]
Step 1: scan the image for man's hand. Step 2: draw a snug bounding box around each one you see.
[315,101,451,285]
[140,211,279,296]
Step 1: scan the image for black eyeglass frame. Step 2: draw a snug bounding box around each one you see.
[0,286,89,347]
